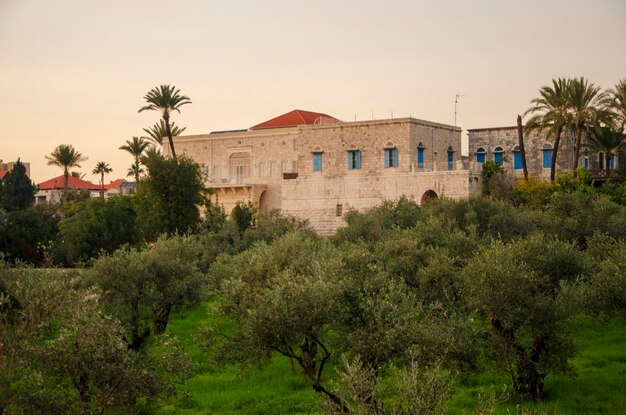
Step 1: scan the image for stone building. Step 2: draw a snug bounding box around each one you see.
[467,126,621,177]
[170,110,482,234]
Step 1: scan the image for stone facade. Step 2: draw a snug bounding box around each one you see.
[171,112,481,234]
[467,126,619,176]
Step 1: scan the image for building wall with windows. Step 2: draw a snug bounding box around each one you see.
[467,126,615,177]
[171,112,481,234]
[169,128,300,214]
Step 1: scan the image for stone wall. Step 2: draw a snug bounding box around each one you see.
[282,170,481,235]
[467,126,608,176]
[171,128,300,214]
[296,118,463,179]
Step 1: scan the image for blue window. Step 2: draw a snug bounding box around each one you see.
[476,147,486,164]
[417,142,424,168]
[584,148,589,169]
[384,147,398,168]
[447,146,454,171]
[513,145,522,170]
[348,150,362,170]
[610,154,615,170]
[494,146,504,166]
[313,152,323,172]
[542,144,553,169]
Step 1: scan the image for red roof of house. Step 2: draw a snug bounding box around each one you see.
[104,179,126,191]
[0,171,7,180]
[250,109,339,130]
[37,175,101,191]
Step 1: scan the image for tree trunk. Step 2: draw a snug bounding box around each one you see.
[550,126,562,182]
[100,172,105,199]
[64,168,69,199]
[134,156,140,183]
[153,304,171,334]
[573,127,583,174]
[517,115,528,181]
[164,115,177,161]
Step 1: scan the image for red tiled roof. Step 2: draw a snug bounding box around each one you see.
[37,175,101,191]
[0,171,7,180]
[250,109,339,130]
[104,179,126,190]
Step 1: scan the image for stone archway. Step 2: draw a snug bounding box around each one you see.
[420,189,438,205]
[258,190,268,215]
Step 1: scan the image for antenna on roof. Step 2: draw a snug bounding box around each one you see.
[455,93,465,126]
[372,111,375,120]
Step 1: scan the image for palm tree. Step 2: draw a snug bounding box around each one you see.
[127,162,144,183]
[92,162,112,199]
[45,144,88,195]
[524,78,571,181]
[565,77,606,170]
[587,126,625,176]
[138,85,192,161]
[70,171,86,179]
[603,78,626,128]
[142,119,187,146]
[119,137,150,183]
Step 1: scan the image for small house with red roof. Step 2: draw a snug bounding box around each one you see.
[34,175,132,204]
[165,109,480,234]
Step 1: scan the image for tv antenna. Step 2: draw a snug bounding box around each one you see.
[454,93,465,126]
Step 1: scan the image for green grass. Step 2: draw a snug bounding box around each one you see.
[448,316,626,414]
[157,304,626,414]
[156,302,321,415]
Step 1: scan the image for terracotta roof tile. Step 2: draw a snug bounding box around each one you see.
[37,175,101,191]
[250,109,339,130]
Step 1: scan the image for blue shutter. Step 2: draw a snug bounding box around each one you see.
[313,153,322,172]
[393,148,398,168]
[347,152,353,170]
[356,150,361,169]
[584,157,588,169]
[418,147,424,167]
[543,150,552,168]
[384,149,390,168]
[514,151,522,170]
[477,153,485,163]
[610,155,615,170]
[495,152,503,166]
[448,151,453,171]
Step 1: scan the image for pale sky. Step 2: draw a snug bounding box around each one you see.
[1,0,625,184]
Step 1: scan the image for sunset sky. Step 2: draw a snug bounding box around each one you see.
[1,0,625,184]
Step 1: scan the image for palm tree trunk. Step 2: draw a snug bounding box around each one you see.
[100,172,105,199]
[164,115,177,161]
[550,126,562,182]
[64,168,69,199]
[605,153,611,176]
[573,127,583,172]
[134,156,140,183]
[517,115,528,181]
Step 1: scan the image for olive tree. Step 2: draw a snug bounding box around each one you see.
[462,240,576,401]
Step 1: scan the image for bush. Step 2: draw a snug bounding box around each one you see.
[54,197,140,266]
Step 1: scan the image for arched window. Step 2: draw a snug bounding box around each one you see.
[494,146,504,166]
[417,142,424,168]
[476,147,486,164]
[229,152,251,183]
[513,145,522,170]
[447,146,454,171]
[583,148,589,169]
[542,144,553,169]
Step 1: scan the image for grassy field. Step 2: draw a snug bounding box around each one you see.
[157,304,626,414]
